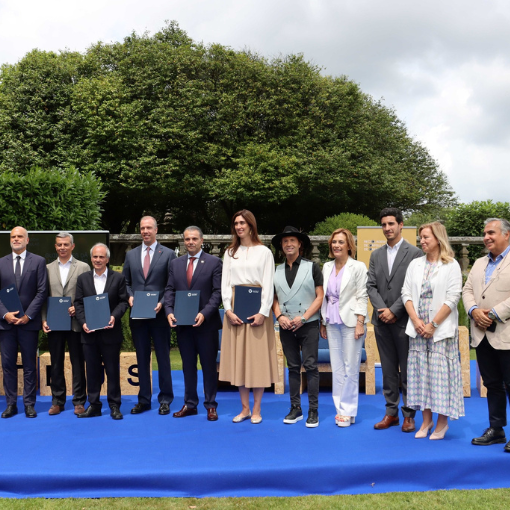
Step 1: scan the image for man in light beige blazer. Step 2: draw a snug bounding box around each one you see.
[42,232,90,416]
[463,218,510,453]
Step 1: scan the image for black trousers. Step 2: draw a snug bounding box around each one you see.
[131,321,173,406]
[476,335,510,428]
[0,329,38,406]
[177,326,219,410]
[48,330,86,406]
[83,340,121,408]
[374,323,415,418]
[280,321,319,410]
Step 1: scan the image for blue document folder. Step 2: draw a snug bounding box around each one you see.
[130,291,159,319]
[46,297,72,331]
[83,293,111,331]
[0,285,25,317]
[233,286,261,324]
[174,290,201,326]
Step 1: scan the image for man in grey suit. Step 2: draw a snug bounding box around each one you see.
[367,208,422,432]
[42,232,90,416]
[122,216,176,415]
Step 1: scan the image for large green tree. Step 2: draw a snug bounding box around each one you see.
[0,21,456,233]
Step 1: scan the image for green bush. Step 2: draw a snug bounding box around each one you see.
[0,166,105,230]
[311,213,378,259]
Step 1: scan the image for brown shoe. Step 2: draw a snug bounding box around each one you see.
[48,405,65,416]
[207,408,218,421]
[173,405,198,418]
[374,415,400,430]
[402,416,416,433]
[74,405,86,415]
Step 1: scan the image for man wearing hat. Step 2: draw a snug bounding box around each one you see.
[272,227,324,427]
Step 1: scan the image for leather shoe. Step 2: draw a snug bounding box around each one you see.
[1,405,18,419]
[49,404,65,416]
[207,408,218,421]
[130,403,151,414]
[374,415,399,430]
[472,427,507,446]
[159,403,170,415]
[77,406,102,418]
[402,417,416,433]
[505,440,510,453]
[110,405,123,420]
[25,405,37,418]
[74,405,86,415]
[173,405,197,418]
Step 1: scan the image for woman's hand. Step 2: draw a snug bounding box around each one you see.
[422,323,435,339]
[412,318,427,336]
[354,322,365,340]
[248,313,265,327]
[320,324,327,339]
[226,310,243,326]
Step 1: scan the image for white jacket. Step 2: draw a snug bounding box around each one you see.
[401,256,462,342]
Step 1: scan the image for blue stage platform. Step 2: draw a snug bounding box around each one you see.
[0,361,508,499]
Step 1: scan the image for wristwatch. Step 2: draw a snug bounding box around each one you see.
[431,321,439,328]
[301,316,307,324]
[488,311,497,321]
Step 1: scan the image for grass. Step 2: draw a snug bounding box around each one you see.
[1,490,510,509]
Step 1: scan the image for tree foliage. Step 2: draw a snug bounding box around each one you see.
[0,21,456,233]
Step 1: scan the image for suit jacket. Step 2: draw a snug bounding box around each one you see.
[402,256,461,342]
[463,250,510,349]
[42,257,91,332]
[122,243,176,326]
[0,251,47,331]
[321,257,368,328]
[367,239,423,327]
[74,269,129,345]
[164,252,223,332]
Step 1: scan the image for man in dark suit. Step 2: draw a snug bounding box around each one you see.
[367,208,422,432]
[164,226,222,421]
[42,232,90,415]
[0,226,47,418]
[122,216,176,415]
[74,243,129,420]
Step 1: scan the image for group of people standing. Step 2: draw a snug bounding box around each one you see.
[0,210,509,454]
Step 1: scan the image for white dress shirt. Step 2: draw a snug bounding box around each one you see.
[186,250,203,275]
[140,241,158,266]
[93,268,108,295]
[12,250,27,274]
[58,256,73,288]
[387,237,404,274]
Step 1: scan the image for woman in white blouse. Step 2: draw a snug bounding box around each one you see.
[219,209,278,424]
[320,228,368,427]
[401,222,464,440]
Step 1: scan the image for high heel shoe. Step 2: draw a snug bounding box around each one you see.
[415,422,434,439]
[430,424,449,440]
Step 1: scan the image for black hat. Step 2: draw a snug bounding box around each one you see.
[271,226,311,251]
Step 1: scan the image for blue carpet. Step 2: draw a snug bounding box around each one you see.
[0,360,508,498]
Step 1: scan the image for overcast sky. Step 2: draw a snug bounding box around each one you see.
[1,0,509,205]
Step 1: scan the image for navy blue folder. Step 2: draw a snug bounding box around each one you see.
[46,297,72,331]
[0,285,25,317]
[233,286,262,324]
[130,291,159,319]
[83,293,111,331]
[174,290,201,326]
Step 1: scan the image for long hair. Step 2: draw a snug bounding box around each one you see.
[328,228,356,259]
[419,222,454,263]
[227,209,262,258]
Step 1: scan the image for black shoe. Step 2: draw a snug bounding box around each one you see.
[1,404,18,418]
[505,440,510,453]
[130,403,151,414]
[159,403,170,415]
[283,405,303,424]
[306,409,319,428]
[25,405,37,418]
[471,427,507,446]
[110,406,123,420]
[77,406,102,418]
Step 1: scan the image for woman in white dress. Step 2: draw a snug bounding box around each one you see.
[219,209,279,424]
[320,228,368,427]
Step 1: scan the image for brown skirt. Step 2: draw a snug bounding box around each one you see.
[219,287,279,388]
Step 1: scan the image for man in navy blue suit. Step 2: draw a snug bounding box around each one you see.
[164,226,222,421]
[0,226,47,418]
[123,216,176,415]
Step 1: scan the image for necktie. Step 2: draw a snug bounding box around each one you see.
[187,257,196,288]
[15,256,21,290]
[143,247,151,279]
